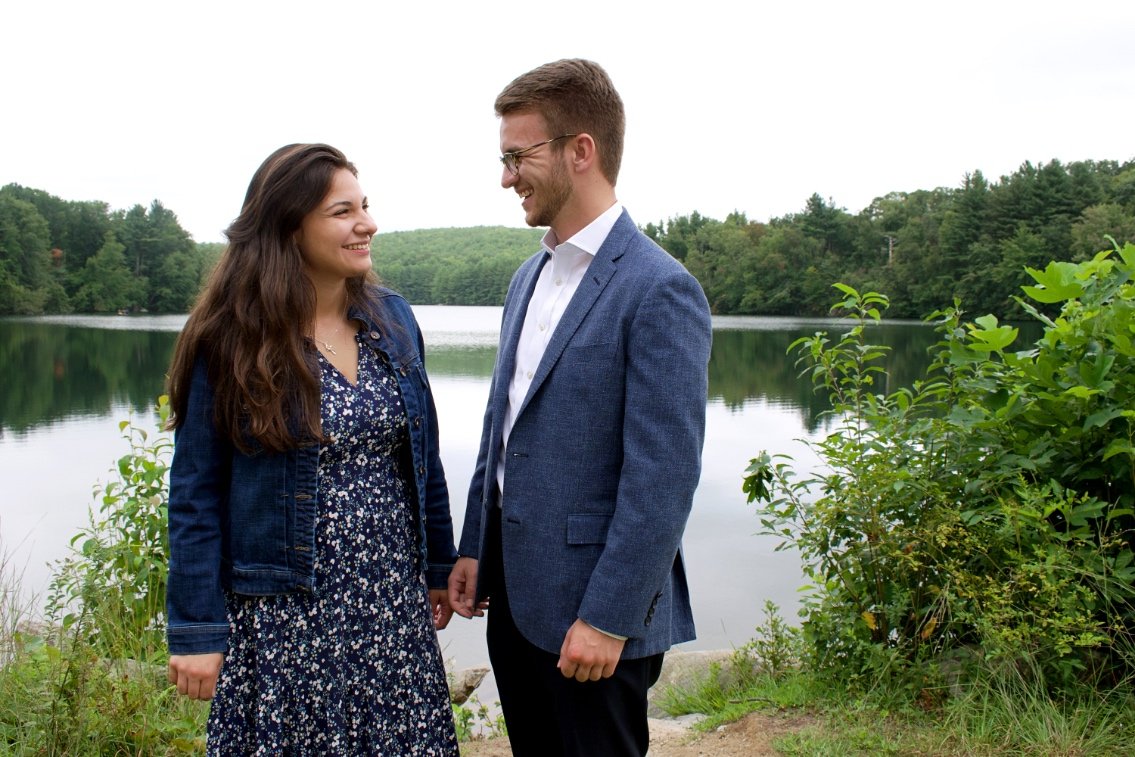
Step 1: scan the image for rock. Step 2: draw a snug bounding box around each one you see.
[447,665,490,705]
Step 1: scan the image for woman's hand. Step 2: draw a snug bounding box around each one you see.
[429,588,455,630]
[168,653,224,700]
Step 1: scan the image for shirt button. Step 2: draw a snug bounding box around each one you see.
[555,278,563,286]
[526,371,533,379]
[539,323,546,331]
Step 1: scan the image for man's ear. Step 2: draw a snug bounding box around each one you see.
[571,133,598,173]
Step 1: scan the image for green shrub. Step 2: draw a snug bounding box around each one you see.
[46,396,172,656]
[745,243,1135,696]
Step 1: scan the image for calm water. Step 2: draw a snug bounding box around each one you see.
[0,307,954,669]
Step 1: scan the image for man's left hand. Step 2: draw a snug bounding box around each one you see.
[557,618,625,681]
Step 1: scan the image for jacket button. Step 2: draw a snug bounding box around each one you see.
[418,465,426,475]
[413,417,422,428]
[369,330,381,339]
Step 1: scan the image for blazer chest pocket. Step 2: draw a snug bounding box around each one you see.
[558,341,621,397]
[563,341,617,362]
[566,514,612,545]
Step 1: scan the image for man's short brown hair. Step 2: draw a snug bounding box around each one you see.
[495,58,625,186]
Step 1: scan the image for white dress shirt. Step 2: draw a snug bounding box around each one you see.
[495,202,624,498]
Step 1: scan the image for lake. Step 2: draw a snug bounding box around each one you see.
[0,307,946,670]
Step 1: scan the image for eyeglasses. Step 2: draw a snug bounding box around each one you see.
[499,134,578,176]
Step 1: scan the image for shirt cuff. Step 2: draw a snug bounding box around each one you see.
[586,620,628,641]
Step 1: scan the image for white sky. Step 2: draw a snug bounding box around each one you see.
[2,0,1133,244]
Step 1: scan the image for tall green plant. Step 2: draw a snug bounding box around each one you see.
[47,396,172,657]
[745,244,1135,695]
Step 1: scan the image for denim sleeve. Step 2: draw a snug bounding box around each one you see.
[166,359,231,655]
[414,317,459,589]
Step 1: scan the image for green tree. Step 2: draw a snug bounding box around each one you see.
[683,215,758,313]
[72,232,143,312]
[0,194,52,313]
[0,183,112,273]
[939,170,990,269]
[648,212,712,262]
[800,193,853,257]
[1071,203,1135,260]
[111,200,198,311]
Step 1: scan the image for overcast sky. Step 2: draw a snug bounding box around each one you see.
[3,1,1133,245]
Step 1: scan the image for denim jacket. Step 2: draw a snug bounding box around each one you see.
[166,288,457,655]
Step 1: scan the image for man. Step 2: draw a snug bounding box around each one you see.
[448,58,712,756]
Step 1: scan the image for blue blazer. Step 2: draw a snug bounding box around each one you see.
[459,211,712,659]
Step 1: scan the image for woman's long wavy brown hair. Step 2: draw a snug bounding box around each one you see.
[166,143,379,453]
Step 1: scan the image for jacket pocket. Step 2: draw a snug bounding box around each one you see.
[562,341,617,362]
[566,513,612,545]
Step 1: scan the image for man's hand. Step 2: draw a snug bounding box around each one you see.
[429,588,455,629]
[168,652,224,700]
[447,557,487,618]
[558,619,625,681]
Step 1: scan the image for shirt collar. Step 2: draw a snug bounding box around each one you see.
[540,202,623,258]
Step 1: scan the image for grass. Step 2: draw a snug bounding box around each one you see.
[660,662,1135,755]
[0,538,209,755]
[656,603,1135,756]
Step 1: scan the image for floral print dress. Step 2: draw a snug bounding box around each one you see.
[207,336,458,756]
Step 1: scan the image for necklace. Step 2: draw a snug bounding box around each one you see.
[313,324,344,356]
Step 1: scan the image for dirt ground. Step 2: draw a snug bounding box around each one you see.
[458,710,816,756]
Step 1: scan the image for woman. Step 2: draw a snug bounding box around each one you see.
[165,143,460,755]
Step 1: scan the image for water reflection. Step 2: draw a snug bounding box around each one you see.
[0,312,971,434]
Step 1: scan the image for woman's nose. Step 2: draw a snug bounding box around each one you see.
[359,213,378,236]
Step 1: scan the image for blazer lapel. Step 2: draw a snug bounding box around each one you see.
[515,212,634,418]
[494,251,548,418]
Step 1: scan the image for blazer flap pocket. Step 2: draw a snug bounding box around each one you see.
[566,514,612,545]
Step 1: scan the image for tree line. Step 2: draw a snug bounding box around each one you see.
[650,158,1135,318]
[3,156,1133,318]
[0,184,224,315]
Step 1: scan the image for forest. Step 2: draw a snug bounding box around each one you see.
[2,157,1133,318]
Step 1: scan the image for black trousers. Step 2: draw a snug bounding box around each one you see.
[482,508,664,757]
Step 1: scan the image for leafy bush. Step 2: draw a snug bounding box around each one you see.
[47,396,172,656]
[745,243,1135,695]
[734,600,803,683]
